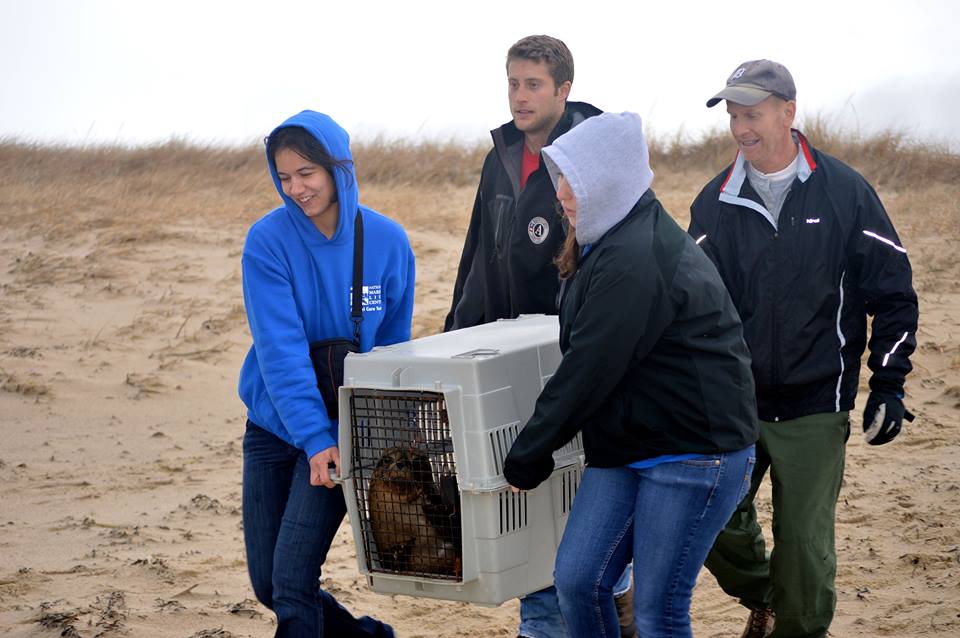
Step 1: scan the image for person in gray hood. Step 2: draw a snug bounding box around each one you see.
[503,112,759,637]
[443,35,634,638]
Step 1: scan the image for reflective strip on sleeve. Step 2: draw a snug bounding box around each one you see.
[834,271,847,412]
[882,332,910,367]
[863,230,908,254]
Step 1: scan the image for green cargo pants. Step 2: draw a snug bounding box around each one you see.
[704,411,849,638]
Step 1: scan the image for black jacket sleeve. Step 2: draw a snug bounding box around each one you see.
[444,185,485,332]
[850,183,918,395]
[503,248,672,489]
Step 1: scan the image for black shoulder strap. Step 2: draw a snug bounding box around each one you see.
[351,209,364,344]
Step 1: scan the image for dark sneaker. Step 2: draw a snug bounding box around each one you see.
[740,608,775,638]
[614,581,636,638]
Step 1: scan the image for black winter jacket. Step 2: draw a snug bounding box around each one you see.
[688,132,918,422]
[503,191,759,490]
[444,102,602,330]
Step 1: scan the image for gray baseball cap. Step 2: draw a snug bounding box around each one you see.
[706,59,796,108]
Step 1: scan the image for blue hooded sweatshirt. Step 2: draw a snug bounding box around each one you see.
[238,111,415,458]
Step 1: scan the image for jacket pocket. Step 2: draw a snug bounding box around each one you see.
[489,194,514,261]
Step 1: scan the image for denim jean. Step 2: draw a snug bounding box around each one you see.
[518,568,631,638]
[242,421,394,638]
[554,447,755,638]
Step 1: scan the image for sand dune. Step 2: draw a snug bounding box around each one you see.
[0,142,958,636]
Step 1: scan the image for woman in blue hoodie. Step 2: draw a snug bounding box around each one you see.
[503,112,758,637]
[238,110,414,637]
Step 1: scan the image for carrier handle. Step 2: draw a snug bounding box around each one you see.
[328,462,346,484]
[452,348,501,359]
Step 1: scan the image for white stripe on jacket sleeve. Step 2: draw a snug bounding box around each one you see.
[834,271,847,412]
[882,331,910,367]
[863,230,908,254]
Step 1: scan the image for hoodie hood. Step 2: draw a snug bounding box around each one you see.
[266,110,359,244]
[542,111,654,245]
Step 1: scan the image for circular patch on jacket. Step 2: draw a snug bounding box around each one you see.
[527,216,550,244]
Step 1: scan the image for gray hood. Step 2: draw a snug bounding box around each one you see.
[542,111,654,245]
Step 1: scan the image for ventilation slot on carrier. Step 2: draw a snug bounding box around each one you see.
[498,490,528,535]
[559,466,581,515]
[488,423,521,475]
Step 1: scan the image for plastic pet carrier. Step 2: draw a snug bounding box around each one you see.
[337,314,584,605]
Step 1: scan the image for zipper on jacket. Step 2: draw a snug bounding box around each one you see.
[770,230,780,389]
[493,207,504,259]
[769,184,797,406]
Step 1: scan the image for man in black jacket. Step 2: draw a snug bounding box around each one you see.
[689,60,919,638]
[444,35,633,638]
[444,35,601,332]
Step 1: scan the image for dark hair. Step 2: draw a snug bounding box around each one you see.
[506,35,574,90]
[264,126,353,187]
[554,204,579,279]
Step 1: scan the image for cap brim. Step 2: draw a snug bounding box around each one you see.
[706,86,773,108]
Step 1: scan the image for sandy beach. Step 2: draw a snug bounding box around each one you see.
[1,141,958,637]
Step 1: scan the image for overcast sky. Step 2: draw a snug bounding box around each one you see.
[2,0,958,150]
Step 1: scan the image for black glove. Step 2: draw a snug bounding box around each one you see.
[862,391,914,445]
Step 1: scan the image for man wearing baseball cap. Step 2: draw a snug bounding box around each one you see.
[689,60,919,637]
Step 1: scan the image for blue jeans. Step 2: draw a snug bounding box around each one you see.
[519,570,631,638]
[555,447,755,638]
[242,422,394,638]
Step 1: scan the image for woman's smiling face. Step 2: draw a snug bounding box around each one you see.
[274,147,339,235]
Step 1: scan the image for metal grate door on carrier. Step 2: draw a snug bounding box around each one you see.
[348,389,462,581]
